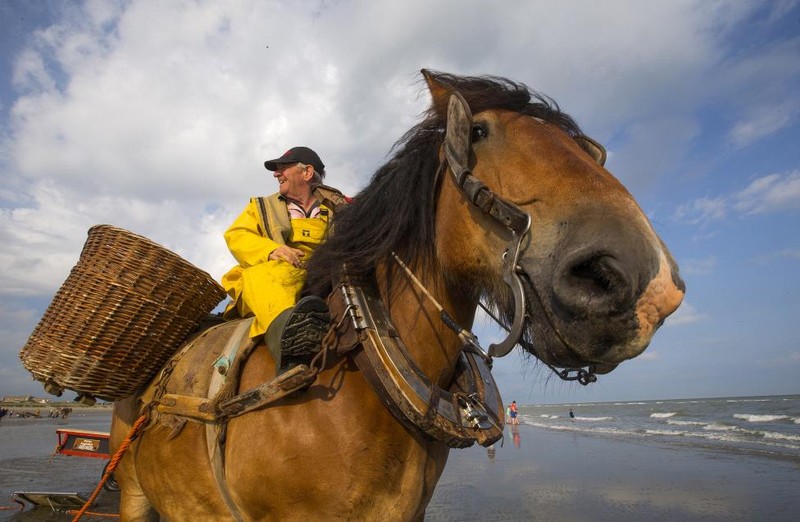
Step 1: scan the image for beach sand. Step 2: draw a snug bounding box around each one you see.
[2,418,798,521]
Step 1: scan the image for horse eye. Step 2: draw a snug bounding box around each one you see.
[471,124,487,142]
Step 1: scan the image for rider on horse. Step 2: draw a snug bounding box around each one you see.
[220,146,347,376]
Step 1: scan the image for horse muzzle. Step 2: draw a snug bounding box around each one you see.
[519,221,685,370]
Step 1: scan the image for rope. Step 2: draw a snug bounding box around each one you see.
[70,413,149,522]
[68,509,120,518]
[0,499,25,512]
[391,252,491,363]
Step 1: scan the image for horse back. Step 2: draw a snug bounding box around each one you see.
[112,319,254,520]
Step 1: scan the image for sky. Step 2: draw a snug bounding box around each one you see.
[0,0,798,405]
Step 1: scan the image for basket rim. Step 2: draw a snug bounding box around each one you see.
[87,224,221,285]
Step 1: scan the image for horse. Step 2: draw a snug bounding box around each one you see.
[110,69,685,521]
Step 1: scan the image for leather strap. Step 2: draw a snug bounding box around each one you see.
[328,278,504,448]
[205,318,251,522]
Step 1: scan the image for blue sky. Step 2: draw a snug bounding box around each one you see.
[1,1,798,405]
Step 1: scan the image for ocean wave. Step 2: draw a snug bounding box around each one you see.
[733,414,789,423]
[667,420,705,427]
[574,416,612,421]
[527,421,638,438]
[762,431,800,443]
[650,412,676,418]
[645,428,687,436]
[703,423,739,432]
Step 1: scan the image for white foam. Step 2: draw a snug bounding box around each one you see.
[762,431,800,443]
[703,423,738,432]
[575,416,612,421]
[650,412,676,418]
[733,414,789,423]
[667,420,705,427]
[645,429,687,436]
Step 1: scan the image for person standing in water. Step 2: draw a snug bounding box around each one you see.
[509,400,519,425]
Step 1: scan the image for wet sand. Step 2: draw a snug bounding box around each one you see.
[2,415,798,520]
[427,425,799,521]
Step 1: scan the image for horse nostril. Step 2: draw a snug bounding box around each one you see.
[555,253,634,316]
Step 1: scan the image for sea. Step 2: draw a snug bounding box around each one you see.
[520,394,800,463]
[2,397,799,520]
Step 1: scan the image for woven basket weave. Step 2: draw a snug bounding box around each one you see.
[19,224,227,401]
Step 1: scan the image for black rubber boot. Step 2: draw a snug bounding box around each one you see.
[266,296,330,376]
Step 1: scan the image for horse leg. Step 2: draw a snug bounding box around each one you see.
[112,398,159,521]
[119,484,159,522]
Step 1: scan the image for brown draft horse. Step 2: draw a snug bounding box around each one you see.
[111,70,685,520]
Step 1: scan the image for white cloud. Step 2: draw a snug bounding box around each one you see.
[1,0,798,400]
[674,196,727,226]
[733,171,800,214]
[730,101,798,147]
[637,351,661,362]
[675,170,800,225]
[681,256,717,276]
[664,301,707,326]
[0,0,760,301]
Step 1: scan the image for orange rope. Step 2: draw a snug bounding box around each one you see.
[70,414,149,522]
[49,443,64,463]
[67,509,120,518]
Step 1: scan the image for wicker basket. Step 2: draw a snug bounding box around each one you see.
[19,224,227,402]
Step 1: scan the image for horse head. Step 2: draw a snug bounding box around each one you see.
[424,70,685,375]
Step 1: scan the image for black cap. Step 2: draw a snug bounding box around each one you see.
[264,146,325,176]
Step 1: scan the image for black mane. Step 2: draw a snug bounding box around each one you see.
[303,70,583,297]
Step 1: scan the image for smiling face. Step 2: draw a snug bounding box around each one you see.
[273,162,314,202]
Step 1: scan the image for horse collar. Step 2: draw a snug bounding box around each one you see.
[326,275,505,448]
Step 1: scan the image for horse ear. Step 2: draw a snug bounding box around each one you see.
[445,92,473,174]
[575,135,607,166]
[422,69,453,118]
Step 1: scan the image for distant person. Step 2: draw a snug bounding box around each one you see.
[569,408,575,419]
[509,400,519,425]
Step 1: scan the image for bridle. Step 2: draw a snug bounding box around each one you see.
[439,92,598,384]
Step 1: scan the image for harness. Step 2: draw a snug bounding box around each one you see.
[441,92,599,383]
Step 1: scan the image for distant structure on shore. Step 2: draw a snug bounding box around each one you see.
[2,395,37,402]
[2,396,56,405]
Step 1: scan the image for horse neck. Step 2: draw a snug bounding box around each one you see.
[376,262,476,388]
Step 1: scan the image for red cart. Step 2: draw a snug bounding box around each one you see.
[52,428,119,491]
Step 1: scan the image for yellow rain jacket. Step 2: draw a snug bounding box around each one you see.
[221,193,332,338]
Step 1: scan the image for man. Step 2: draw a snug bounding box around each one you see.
[221,146,346,376]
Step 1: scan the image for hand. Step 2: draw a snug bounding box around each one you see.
[269,245,306,268]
